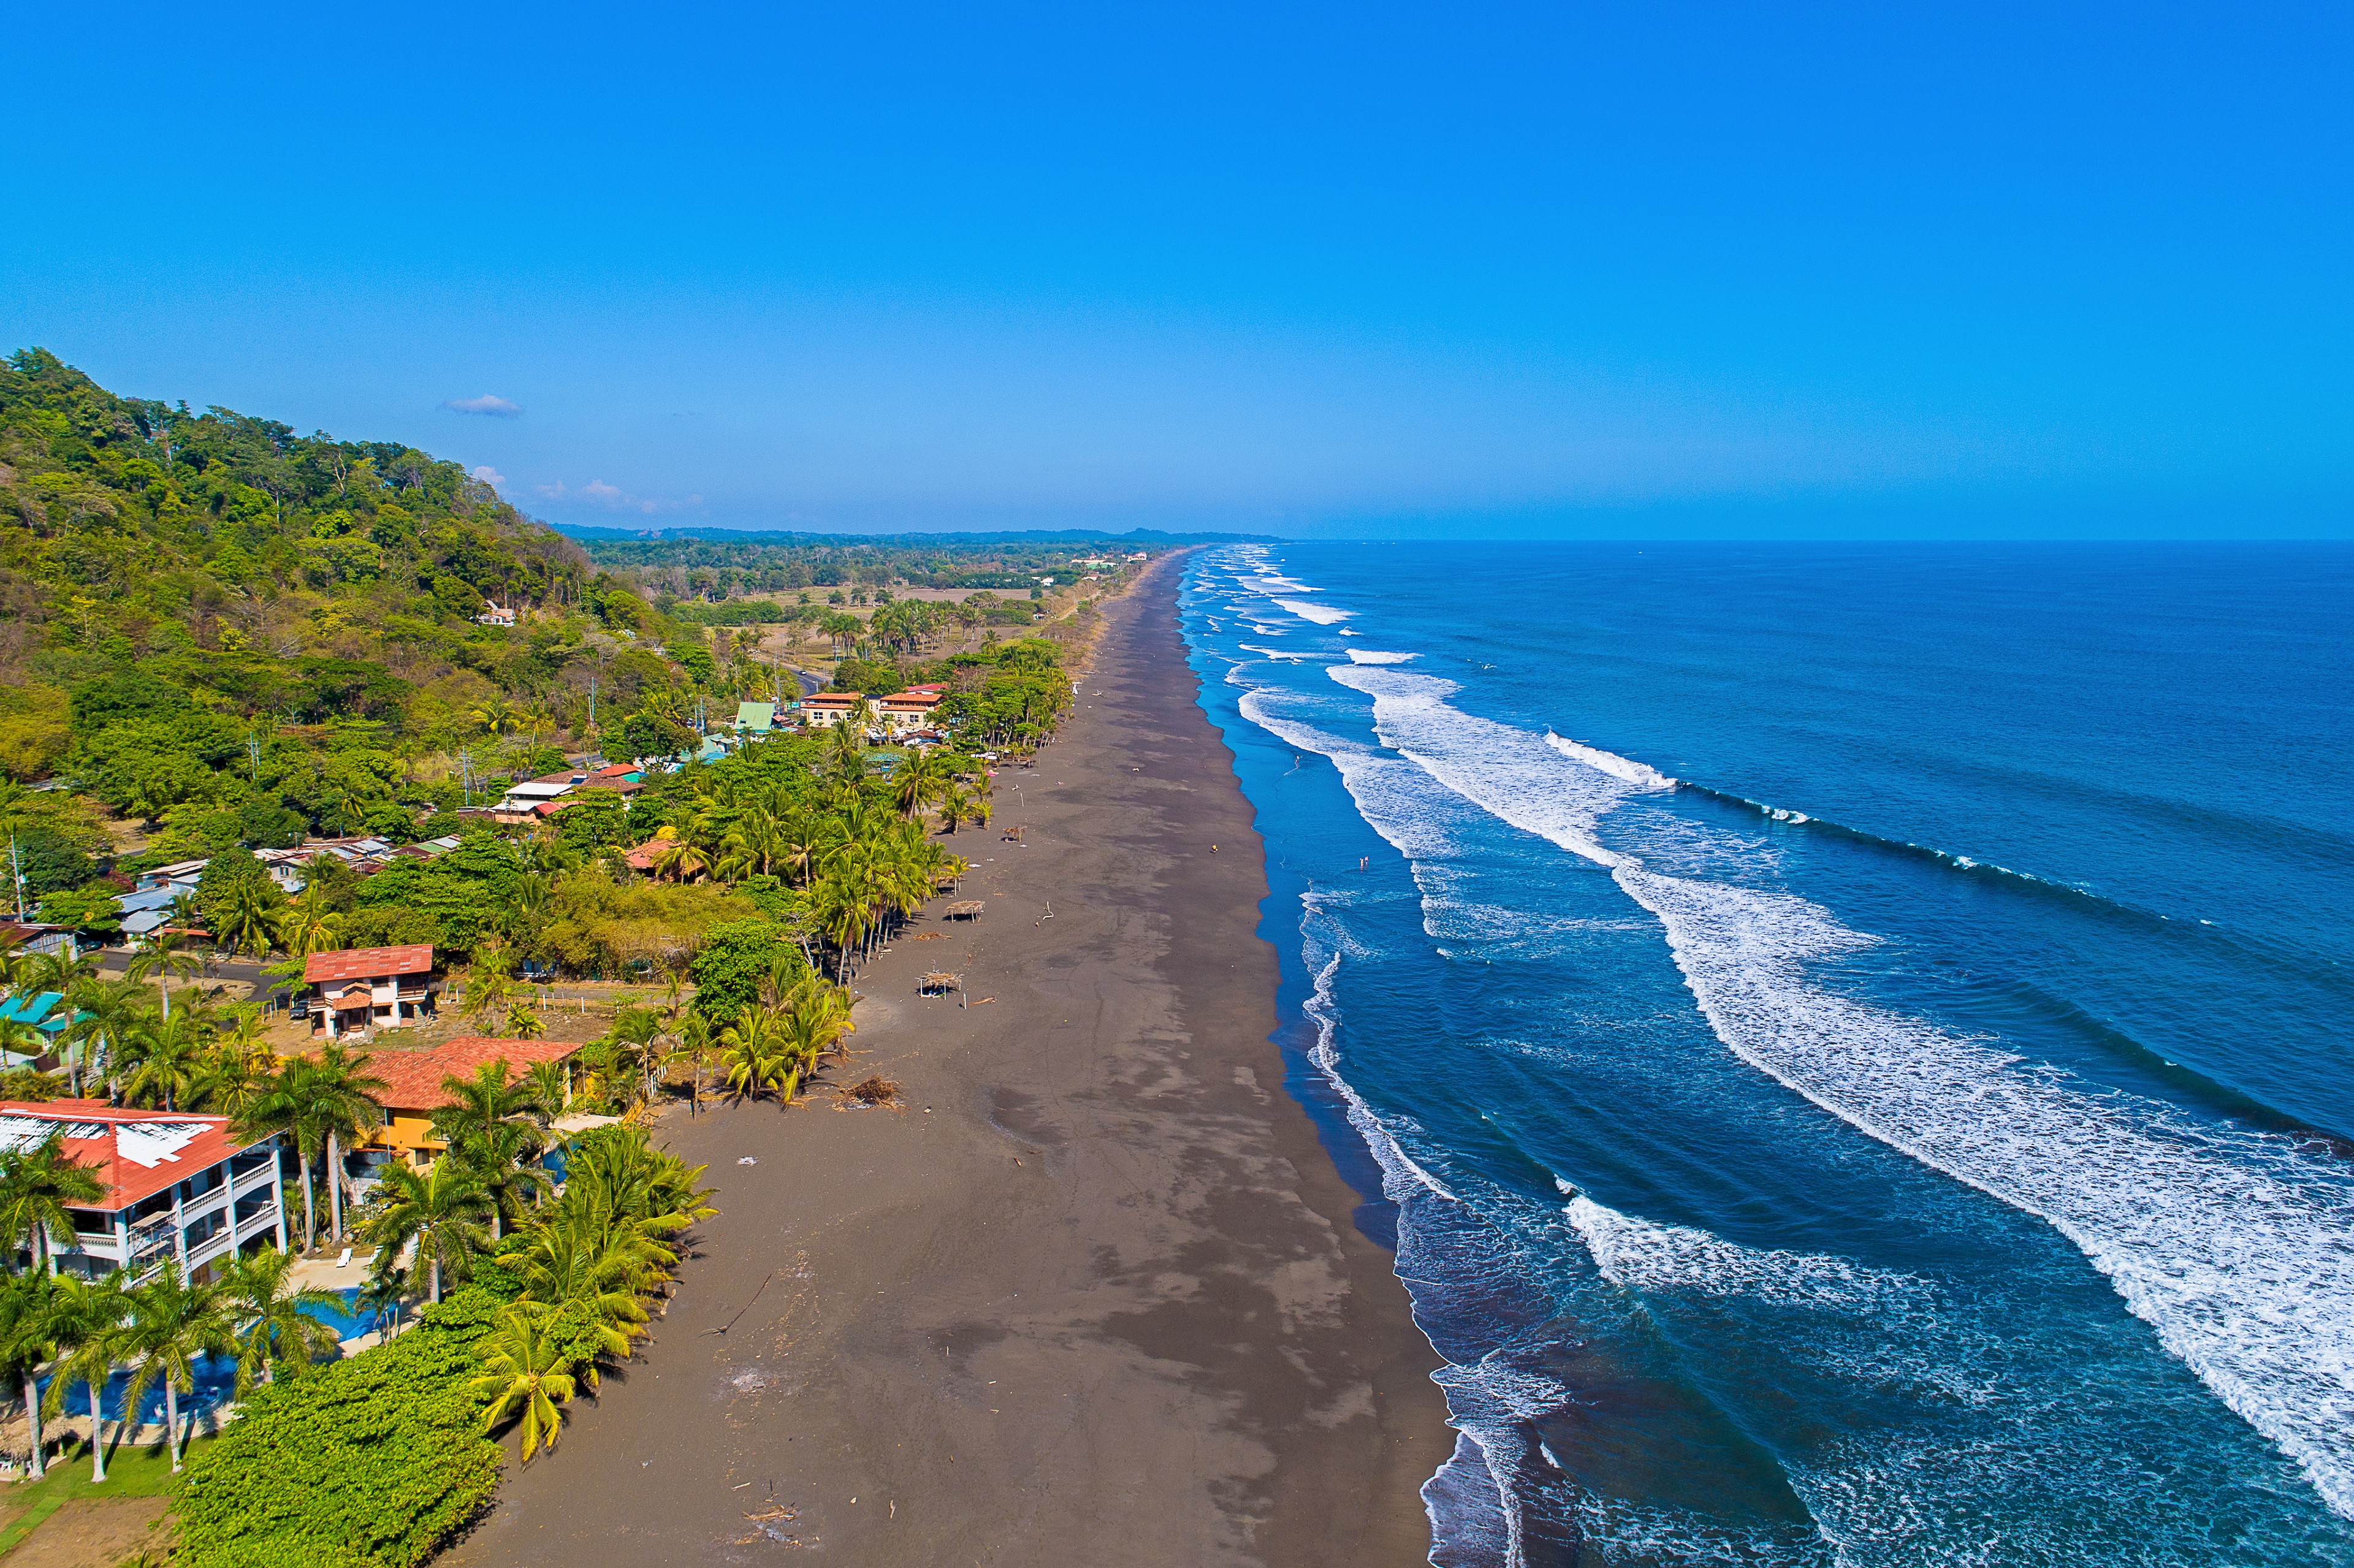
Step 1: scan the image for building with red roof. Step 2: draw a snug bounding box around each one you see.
[305,945,440,1039]
[349,1036,587,1170]
[0,1102,284,1282]
[877,689,942,735]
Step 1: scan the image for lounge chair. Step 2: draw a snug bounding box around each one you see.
[335,1247,352,1268]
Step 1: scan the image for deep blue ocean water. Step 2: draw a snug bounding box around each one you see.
[1176,542,2354,1567]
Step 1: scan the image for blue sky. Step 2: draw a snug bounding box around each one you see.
[6,4,2347,537]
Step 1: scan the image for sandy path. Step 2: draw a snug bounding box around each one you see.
[442,555,1447,1566]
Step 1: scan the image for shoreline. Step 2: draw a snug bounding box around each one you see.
[443,552,1448,1565]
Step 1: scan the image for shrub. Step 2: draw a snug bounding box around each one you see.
[172,1287,509,1568]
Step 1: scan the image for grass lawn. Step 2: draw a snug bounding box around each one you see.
[0,1435,190,1557]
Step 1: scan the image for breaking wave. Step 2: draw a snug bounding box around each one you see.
[1336,666,2354,1523]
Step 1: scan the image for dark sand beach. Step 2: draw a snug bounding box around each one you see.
[443,555,1448,1566]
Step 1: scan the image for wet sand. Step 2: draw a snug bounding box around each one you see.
[443,554,1448,1566]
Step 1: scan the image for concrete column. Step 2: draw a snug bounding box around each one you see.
[270,1143,288,1251]
[170,1184,189,1284]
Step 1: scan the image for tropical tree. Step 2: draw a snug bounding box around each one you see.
[356,1263,410,1342]
[716,1007,787,1103]
[125,930,201,1021]
[0,1135,105,1273]
[889,748,953,821]
[116,1008,212,1113]
[240,1060,322,1251]
[213,875,282,959]
[273,883,345,962]
[120,1270,237,1471]
[504,1003,546,1041]
[468,1303,575,1461]
[363,1160,491,1304]
[40,1272,127,1483]
[0,1271,57,1475]
[299,1045,387,1246]
[430,1060,552,1241]
[220,1247,340,1391]
[59,978,140,1099]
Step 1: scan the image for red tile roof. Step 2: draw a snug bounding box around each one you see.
[800,693,859,707]
[0,1101,261,1212]
[305,945,435,984]
[345,1037,585,1114]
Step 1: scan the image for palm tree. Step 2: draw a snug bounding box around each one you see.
[599,1007,663,1110]
[0,1271,58,1476]
[364,1160,491,1304]
[240,1060,322,1251]
[504,1003,546,1040]
[0,1135,106,1273]
[300,1045,387,1247]
[356,1264,410,1342]
[889,749,953,821]
[524,1058,571,1115]
[125,931,200,1021]
[59,978,139,1100]
[430,1060,552,1241]
[649,837,710,885]
[118,1271,235,1472]
[213,877,281,960]
[716,1007,788,1103]
[272,884,344,962]
[513,1216,648,1360]
[468,1303,575,1461]
[470,696,519,738]
[220,1247,339,1392]
[118,1008,211,1111]
[676,1014,715,1115]
[40,1273,126,1483]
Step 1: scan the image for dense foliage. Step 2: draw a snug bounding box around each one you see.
[173,1126,712,1567]
[171,1285,506,1568]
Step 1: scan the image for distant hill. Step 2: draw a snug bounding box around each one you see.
[551,523,1281,546]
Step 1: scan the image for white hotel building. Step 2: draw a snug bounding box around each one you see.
[0,1102,286,1283]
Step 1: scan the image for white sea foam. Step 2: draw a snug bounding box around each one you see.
[1237,643,1317,663]
[1323,665,2354,1522]
[1544,730,1676,791]
[1347,649,1417,664]
[1276,597,1352,625]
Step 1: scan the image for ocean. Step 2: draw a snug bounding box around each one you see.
[1176,542,2354,1567]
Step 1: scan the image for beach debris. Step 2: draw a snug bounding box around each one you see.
[837,1075,904,1109]
[737,1156,758,1165]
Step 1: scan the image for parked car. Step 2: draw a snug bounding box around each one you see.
[520,962,555,983]
[288,994,311,1020]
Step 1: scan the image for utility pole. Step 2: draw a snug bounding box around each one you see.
[9,834,23,921]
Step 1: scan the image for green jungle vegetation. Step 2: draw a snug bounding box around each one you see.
[0,349,1098,1564]
[0,349,1073,964]
[166,1124,714,1567]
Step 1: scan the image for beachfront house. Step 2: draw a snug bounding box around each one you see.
[351,1035,584,1171]
[877,687,945,738]
[0,1101,285,1282]
[796,692,864,729]
[306,945,440,1039]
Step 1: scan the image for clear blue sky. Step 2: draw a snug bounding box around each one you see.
[6,4,2347,537]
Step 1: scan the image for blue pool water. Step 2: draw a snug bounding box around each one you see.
[36,1289,372,1428]
[1180,542,2354,1566]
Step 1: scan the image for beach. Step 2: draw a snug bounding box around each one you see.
[442,554,1447,1566]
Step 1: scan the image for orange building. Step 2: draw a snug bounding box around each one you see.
[352,1035,585,1169]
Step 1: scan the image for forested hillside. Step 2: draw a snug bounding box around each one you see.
[0,349,1084,953]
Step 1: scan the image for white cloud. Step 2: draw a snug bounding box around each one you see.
[470,465,507,487]
[534,479,703,515]
[441,394,522,417]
